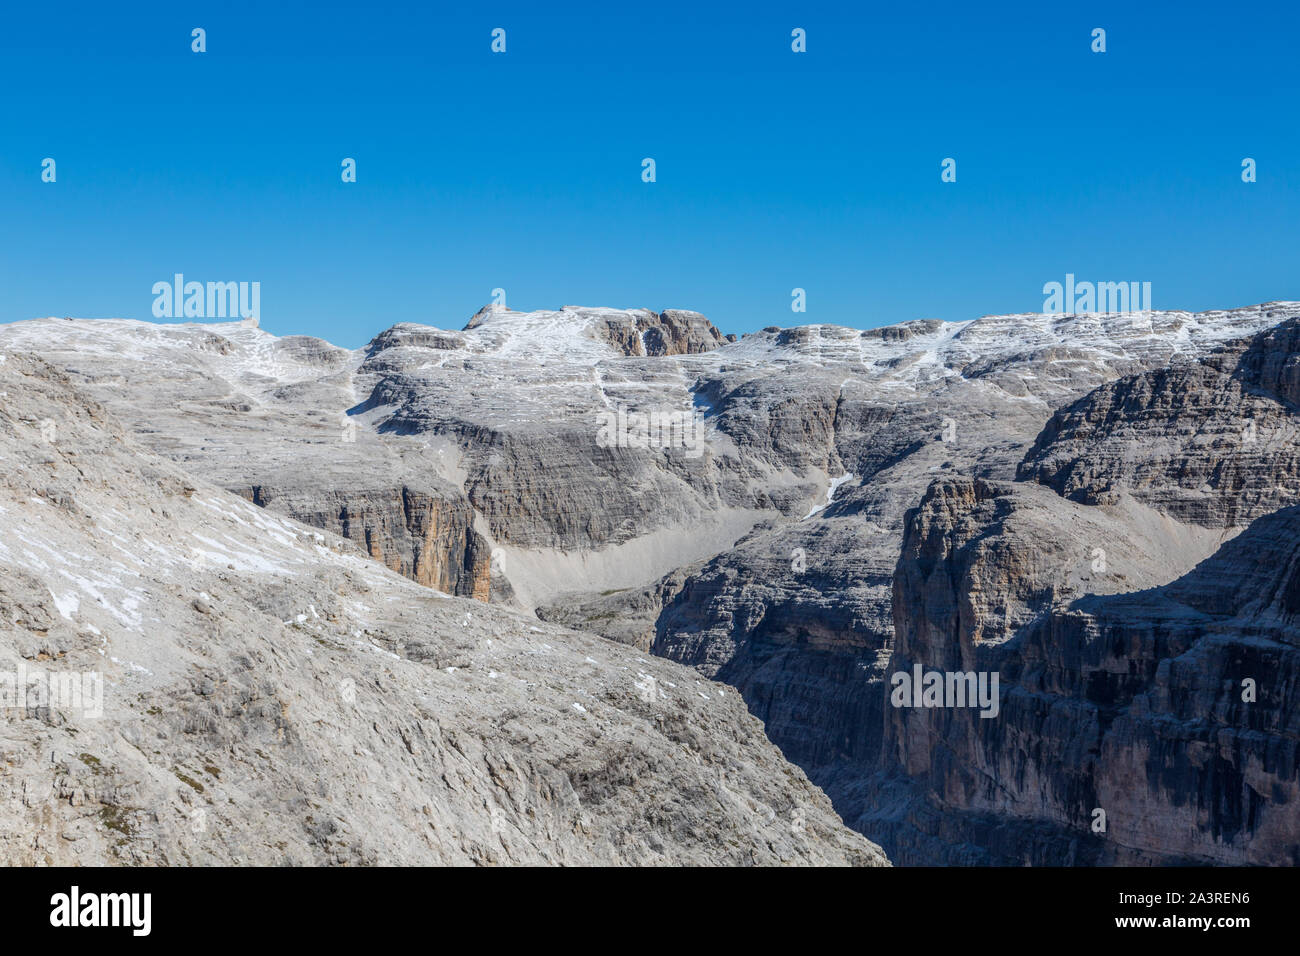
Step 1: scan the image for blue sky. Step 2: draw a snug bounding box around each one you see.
[1,1,1296,347]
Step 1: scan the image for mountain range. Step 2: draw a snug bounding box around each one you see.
[2,299,1296,865]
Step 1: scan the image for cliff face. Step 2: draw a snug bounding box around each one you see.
[237,484,491,600]
[868,478,1300,864]
[862,322,1300,864]
[652,515,898,775]
[648,307,1300,828]
[1018,319,1300,526]
[643,309,737,355]
[0,316,499,603]
[463,305,733,357]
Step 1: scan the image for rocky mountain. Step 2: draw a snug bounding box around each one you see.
[860,318,1300,863]
[1018,318,1300,527]
[860,478,1292,864]
[0,351,884,865]
[3,299,1298,865]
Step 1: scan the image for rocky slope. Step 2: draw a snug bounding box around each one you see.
[648,304,1300,822]
[0,352,885,865]
[1018,318,1300,527]
[0,318,495,601]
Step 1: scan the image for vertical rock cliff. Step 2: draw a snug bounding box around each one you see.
[237,483,492,600]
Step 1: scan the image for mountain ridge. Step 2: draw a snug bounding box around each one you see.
[5,298,1299,864]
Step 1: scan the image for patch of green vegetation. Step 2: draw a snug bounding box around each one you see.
[173,769,205,793]
[78,753,103,772]
[204,764,221,779]
[100,805,135,837]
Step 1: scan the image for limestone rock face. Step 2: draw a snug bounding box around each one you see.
[1019,319,1300,527]
[649,304,1300,827]
[462,305,730,357]
[867,477,1300,865]
[237,483,491,600]
[649,309,736,354]
[859,317,1300,864]
[0,354,884,866]
[0,317,498,604]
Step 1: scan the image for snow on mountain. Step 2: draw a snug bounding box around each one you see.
[8,300,1293,409]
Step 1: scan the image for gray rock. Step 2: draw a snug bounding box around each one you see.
[5,299,1300,867]
[867,477,1299,864]
[0,354,884,866]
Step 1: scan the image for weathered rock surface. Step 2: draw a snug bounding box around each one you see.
[864,477,1299,864]
[238,482,490,600]
[464,305,732,357]
[649,304,1300,831]
[536,562,703,653]
[0,318,497,602]
[0,353,885,865]
[6,300,1300,866]
[1019,318,1300,527]
[857,318,1300,864]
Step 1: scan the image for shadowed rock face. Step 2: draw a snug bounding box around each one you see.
[647,305,1300,846]
[856,320,1300,864]
[865,478,1300,865]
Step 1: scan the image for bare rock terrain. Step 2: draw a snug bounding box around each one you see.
[4,299,1299,865]
[866,477,1299,864]
[0,352,885,865]
[859,319,1300,863]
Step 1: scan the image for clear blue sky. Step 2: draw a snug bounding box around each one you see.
[1,1,1296,347]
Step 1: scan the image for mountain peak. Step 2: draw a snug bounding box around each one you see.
[369,305,734,360]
